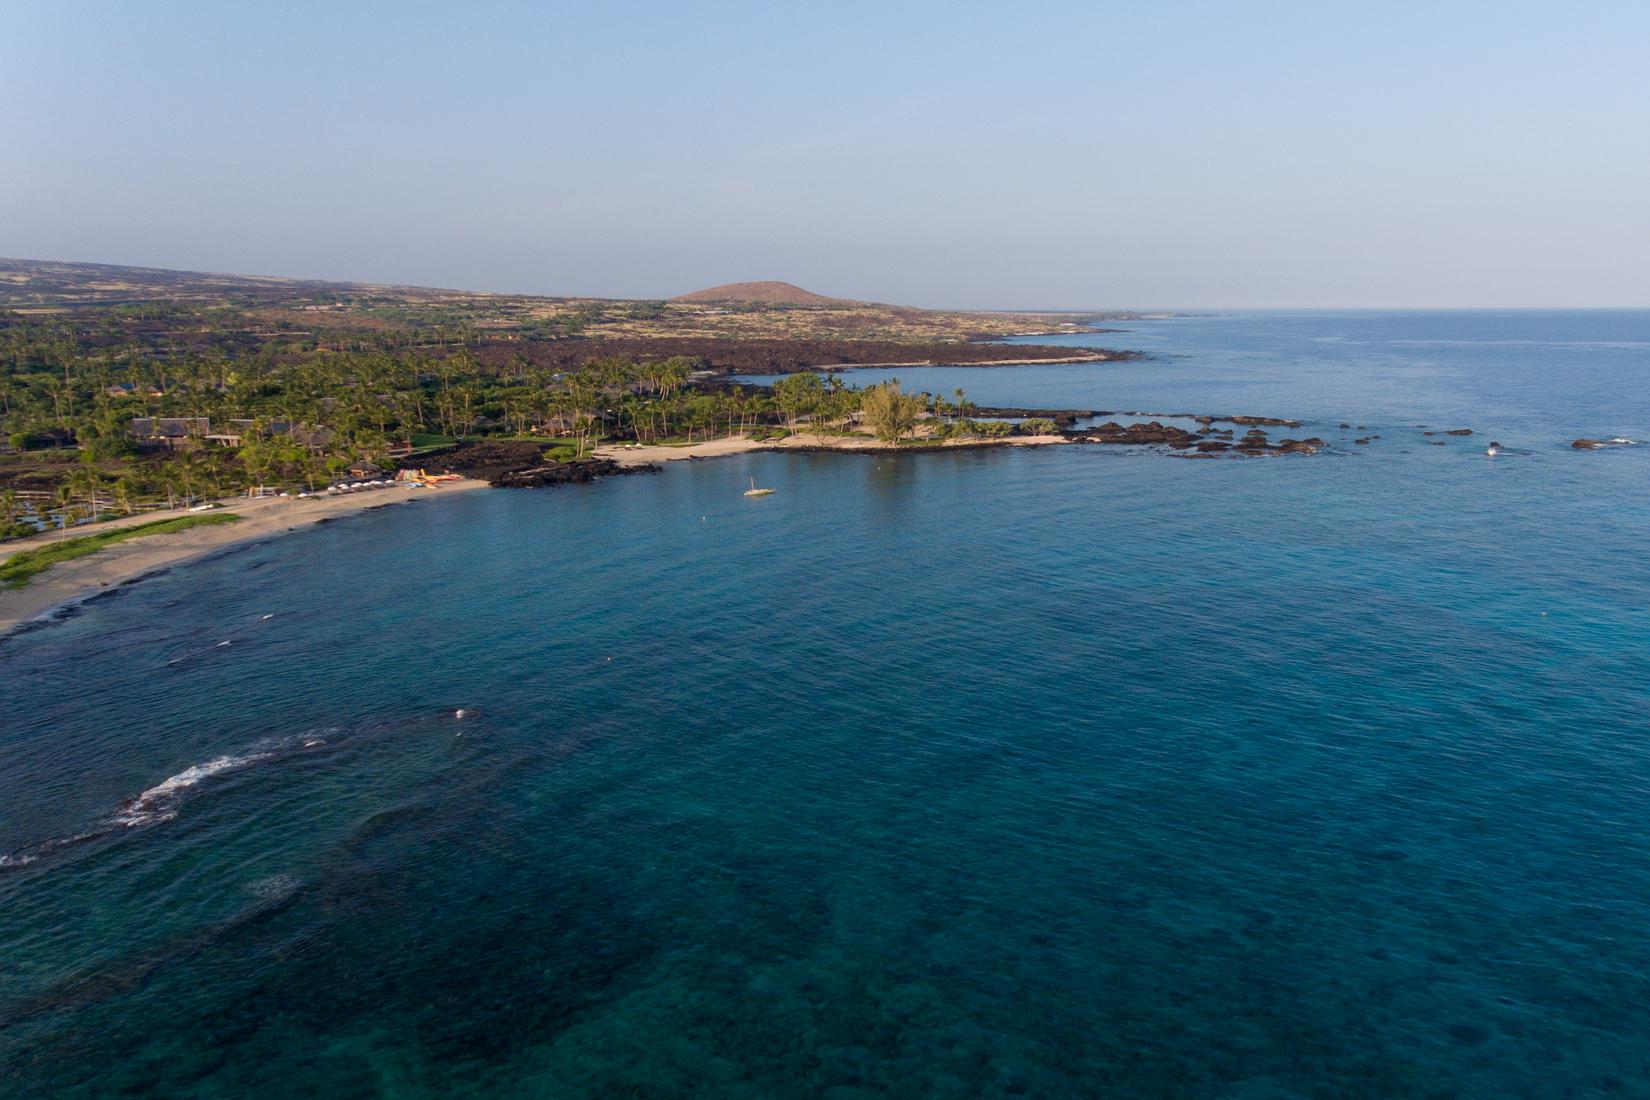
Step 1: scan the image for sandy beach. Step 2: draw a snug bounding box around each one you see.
[597,432,1071,467]
[0,479,488,637]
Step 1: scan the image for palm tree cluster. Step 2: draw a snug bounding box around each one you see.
[1,304,1054,537]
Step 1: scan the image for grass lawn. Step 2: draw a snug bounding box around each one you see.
[0,513,242,590]
[408,433,459,449]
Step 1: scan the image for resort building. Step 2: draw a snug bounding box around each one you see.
[128,417,211,450]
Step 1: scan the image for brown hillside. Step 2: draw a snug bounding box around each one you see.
[671,280,845,306]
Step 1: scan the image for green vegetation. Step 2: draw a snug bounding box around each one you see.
[409,433,459,448]
[1,260,1062,534]
[0,513,242,589]
[860,381,927,442]
[772,372,826,429]
[0,302,799,520]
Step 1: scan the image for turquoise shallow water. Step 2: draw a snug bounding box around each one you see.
[3,312,1649,1097]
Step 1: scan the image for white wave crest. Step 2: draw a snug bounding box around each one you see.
[5,729,344,869]
[112,750,278,827]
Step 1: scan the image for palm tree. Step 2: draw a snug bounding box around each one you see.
[64,464,105,519]
[54,482,77,528]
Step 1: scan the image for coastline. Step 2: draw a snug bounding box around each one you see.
[809,354,1114,371]
[0,479,487,638]
[597,433,1070,467]
[3,407,1325,637]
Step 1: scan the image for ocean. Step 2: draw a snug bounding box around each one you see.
[3,311,1648,1097]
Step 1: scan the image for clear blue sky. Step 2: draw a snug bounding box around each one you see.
[5,1,1647,308]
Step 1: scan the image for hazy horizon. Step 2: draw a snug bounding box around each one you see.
[6,1,1648,309]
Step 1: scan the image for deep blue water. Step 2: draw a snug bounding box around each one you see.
[3,311,1649,1098]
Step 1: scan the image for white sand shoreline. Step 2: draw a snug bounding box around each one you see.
[2,435,1067,636]
[0,479,488,638]
[597,432,1070,467]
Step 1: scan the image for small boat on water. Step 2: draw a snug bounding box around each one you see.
[743,477,775,497]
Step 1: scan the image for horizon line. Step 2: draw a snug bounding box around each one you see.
[4,254,1647,314]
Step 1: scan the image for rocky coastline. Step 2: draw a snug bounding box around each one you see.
[397,441,660,488]
[401,414,1635,489]
[1067,420,1324,455]
[492,459,660,489]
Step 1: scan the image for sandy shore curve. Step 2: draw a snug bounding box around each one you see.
[0,479,487,638]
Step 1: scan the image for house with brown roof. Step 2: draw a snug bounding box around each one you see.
[129,417,211,451]
[289,425,336,453]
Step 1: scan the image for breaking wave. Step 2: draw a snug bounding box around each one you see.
[2,734,331,871]
[0,711,466,873]
[112,749,279,827]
